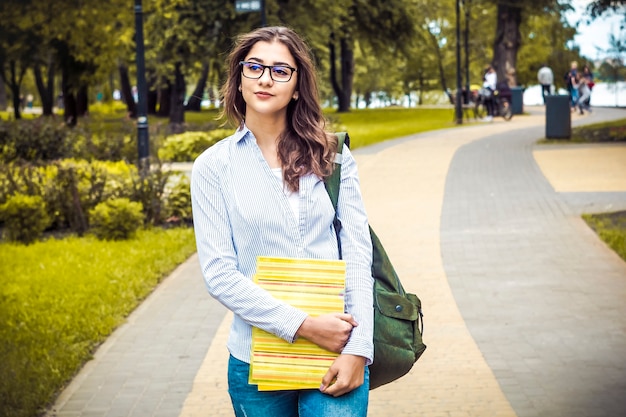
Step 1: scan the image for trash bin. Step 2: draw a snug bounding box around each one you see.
[510,86,524,115]
[545,95,571,139]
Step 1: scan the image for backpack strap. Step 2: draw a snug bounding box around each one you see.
[324,132,350,259]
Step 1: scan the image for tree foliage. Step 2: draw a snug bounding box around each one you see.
[0,0,612,122]
[586,0,626,18]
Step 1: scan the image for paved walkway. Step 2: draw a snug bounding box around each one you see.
[46,106,626,417]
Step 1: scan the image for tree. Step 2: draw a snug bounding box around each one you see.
[516,5,578,87]
[143,0,241,130]
[486,0,564,86]
[586,0,626,18]
[0,0,39,119]
[332,0,419,111]
[8,0,131,124]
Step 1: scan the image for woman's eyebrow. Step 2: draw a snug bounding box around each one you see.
[246,57,294,67]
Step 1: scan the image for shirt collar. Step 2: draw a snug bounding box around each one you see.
[233,124,252,143]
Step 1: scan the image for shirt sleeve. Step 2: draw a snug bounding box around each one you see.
[190,146,308,343]
[335,145,375,365]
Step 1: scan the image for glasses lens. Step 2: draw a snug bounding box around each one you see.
[271,66,292,81]
[242,62,263,78]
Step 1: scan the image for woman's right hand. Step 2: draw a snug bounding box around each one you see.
[296,313,358,353]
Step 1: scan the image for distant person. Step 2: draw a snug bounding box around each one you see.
[537,64,554,104]
[574,73,592,115]
[565,61,578,109]
[582,65,594,108]
[481,65,497,122]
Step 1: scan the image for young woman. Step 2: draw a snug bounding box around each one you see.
[190,26,374,417]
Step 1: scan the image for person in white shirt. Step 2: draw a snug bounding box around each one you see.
[537,64,554,104]
[191,26,374,417]
[482,65,497,122]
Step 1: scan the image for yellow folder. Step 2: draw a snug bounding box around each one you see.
[250,256,346,390]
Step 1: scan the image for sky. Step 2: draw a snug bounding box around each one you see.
[565,0,625,60]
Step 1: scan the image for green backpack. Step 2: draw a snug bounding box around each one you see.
[325,132,427,390]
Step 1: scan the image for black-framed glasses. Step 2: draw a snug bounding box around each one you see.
[239,61,297,82]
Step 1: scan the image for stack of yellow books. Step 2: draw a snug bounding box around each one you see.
[250,256,346,390]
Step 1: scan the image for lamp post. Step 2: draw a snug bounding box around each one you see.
[455,0,463,124]
[134,0,150,173]
[464,0,471,96]
[261,0,266,27]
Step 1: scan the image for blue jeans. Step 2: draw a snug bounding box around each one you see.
[227,355,369,417]
[570,88,579,107]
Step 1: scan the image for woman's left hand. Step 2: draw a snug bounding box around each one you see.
[319,354,366,397]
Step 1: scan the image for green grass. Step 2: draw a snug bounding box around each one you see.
[538,117,626,144]
[329,107,455,149]
[0,227,197,417]
[583,212,626,262]
[2,106,455,148]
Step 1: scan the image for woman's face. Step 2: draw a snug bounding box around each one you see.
[240,40,298,121]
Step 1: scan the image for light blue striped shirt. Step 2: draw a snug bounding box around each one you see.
[190,126,374,365]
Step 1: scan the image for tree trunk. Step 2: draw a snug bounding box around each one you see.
[185,62,209,112]
[169,62,186,132]
[119,63,137,118]
[427,31,448,94]
[62,91,77,127]
[157,81,171,118]
[0,78,7,110]
[338,37,354,112]
[147,75,158,114]
[364,91,372,108]
[5,60,26,120]
[329,33,354,113]
[62,68,77,127]
[492,2,521,87]
[329,35,340,109]
[10,84,22,120]
[418,71,425,105]
[76,85,88,117]
[33,63,55,116]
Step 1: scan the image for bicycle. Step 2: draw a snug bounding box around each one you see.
[474,88,513,121]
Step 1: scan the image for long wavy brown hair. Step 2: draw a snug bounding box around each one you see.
[220,26,337,192]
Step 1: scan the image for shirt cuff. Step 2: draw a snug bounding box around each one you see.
[342,335,374,366]
[282,309,309,343]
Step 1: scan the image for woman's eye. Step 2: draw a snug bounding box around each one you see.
[272,67,289,76]
[248,64,263,72]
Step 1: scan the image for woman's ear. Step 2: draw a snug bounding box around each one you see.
[293,92,299,101]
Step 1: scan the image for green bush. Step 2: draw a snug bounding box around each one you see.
[0,119,71,162]
[130,164,172,225]
[158,129,230,162]
[48,160,109,234]
[0,193,50,244]
[89,100,129,116]
[0,118,137,163]
[0,160,171,234]
[89,198,144,240]
[164,175,192,224]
